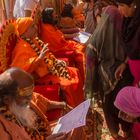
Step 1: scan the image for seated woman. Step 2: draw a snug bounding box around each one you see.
[10,17,84,107]
[40,8,85,82]
[114,86,140,140]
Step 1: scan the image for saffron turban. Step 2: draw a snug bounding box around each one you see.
[16,17,33,35]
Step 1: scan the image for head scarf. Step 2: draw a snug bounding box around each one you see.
[16,17,33,35]
[114,86,140,117]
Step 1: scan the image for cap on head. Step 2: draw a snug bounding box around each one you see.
[16,17,33,35]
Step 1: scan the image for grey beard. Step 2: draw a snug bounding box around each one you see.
[9,101,37,129]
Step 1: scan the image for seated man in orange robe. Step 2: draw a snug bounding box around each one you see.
[60,3,78,28]
[59,4,80,37]
[10,17,84,107]
[0,67,87,140]
[41,8,85,82]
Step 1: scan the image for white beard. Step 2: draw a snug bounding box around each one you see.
[9,101,37,129]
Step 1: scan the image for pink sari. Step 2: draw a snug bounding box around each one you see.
[128,59,140,86]
[132,123,140,140]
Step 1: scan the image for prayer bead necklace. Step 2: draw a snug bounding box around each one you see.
[22,37,70,79]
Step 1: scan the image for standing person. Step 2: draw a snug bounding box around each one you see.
[114,86,140,140]
[83,0,116,34]
[13,0,39,18]
[84,5,133,139]
[114,0,140,87]
[41,8,85,82]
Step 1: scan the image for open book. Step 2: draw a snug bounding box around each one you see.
[73,31,91,44]
[53,99,91,134]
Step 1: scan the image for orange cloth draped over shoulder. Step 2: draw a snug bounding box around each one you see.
[0,92,87,140]
[40,23,85,82]
[10,17,84,107]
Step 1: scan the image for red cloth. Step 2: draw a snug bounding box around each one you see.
[132,123,140,140]
[128,59,140,86]
[54,51,75,66]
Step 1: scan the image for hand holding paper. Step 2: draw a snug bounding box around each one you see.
[53,99,91,134]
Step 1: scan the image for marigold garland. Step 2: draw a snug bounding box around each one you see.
[22,37,70,79]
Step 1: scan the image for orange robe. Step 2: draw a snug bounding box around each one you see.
[60,17,76,28]
[72,4,85,28]
[40,23,85,82]
[0,92,87,140]
[10,38,84,107]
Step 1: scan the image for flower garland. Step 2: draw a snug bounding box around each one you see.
[22,37,70,79]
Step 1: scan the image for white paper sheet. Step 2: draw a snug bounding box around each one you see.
[53,99,91,134]
[73,31,91,44]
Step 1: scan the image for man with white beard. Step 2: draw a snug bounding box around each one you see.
[0,67,86,140]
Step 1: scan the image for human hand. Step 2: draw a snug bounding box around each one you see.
[38,43,49,59]
[46,133,67,140]
[136,81,140,88]
[75,20,84,28]
[63,102,73,111]
[62,102,73,115]
[115,63,127,80]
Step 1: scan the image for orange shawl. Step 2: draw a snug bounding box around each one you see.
[11,38,49,78]
[11,38,84,107]
[40,23,85,53]
[40,23,85,81]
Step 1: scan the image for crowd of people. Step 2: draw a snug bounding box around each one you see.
[0,0,140,140]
